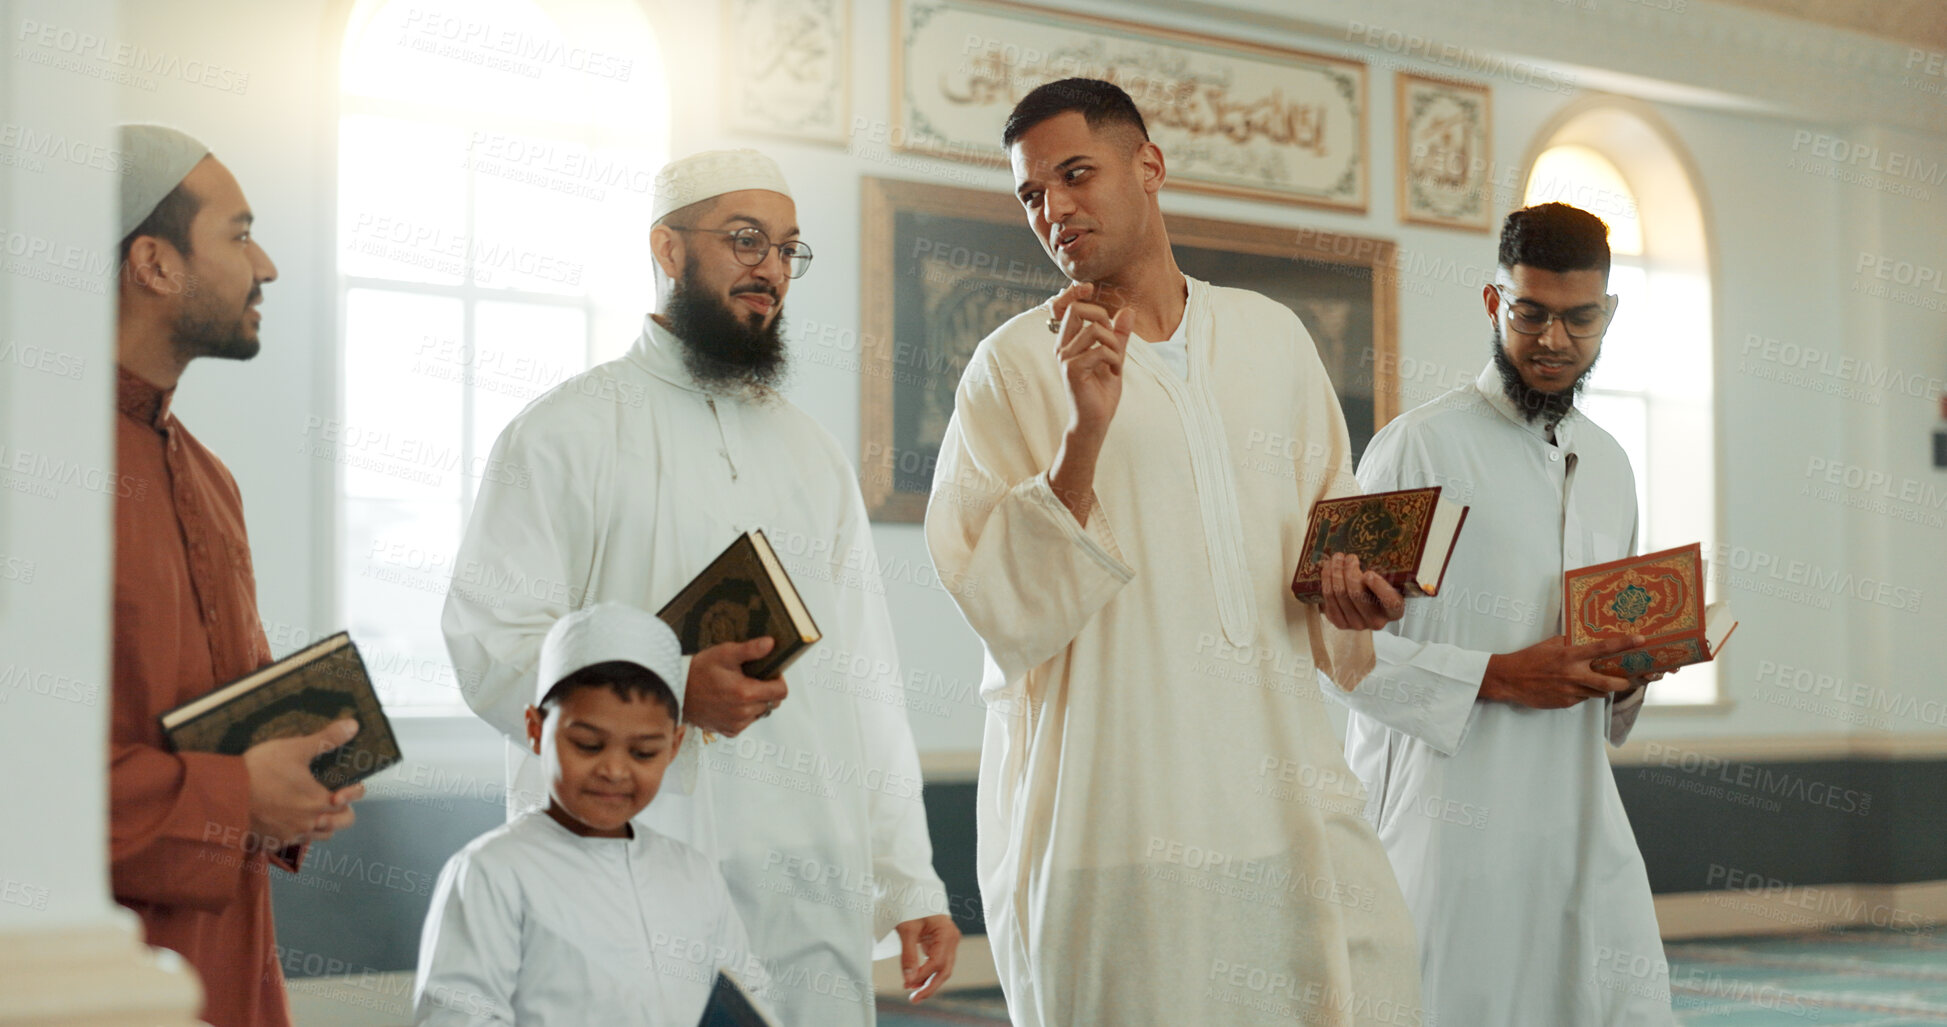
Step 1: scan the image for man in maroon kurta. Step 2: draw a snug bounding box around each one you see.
[111,124,366,1027]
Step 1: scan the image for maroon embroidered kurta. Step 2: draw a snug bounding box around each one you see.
[111,366,295,1027]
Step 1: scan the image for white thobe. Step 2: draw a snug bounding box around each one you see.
[926,276,1425,1027]
[412,811,767,1025]
[442,317,947,1026]
[1329,364,1671,1026]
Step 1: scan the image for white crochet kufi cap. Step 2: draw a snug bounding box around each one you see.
[118,124,211,239]
[651,148,792,224]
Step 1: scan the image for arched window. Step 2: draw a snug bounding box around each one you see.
[1524,104,1718,706]
[336,0,668,710]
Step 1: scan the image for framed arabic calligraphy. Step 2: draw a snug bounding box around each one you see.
[892,0,1368,211]
[858,176,1398,522]
[1397,72,1493,232]
[723,0,852,144]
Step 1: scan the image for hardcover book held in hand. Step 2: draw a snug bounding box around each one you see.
[1564,542,1739,676]
[658,528,822,681]
[697,969,779,1027]
[1291,486,1470,603]
[159,632,402,791]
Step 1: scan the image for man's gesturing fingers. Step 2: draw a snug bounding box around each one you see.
[1050,281,1095,324]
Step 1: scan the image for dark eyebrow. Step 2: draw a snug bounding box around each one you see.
[231,210,254,227]
[721,214,800,239]
[1510,294,1605,314]
[1016,155,1091,199]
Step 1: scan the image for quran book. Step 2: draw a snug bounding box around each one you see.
[658,529,822,681]
[1291,486,1470,603]
[1564,542,1739,676]
[159,633,402,790]
[697,969,780,1027]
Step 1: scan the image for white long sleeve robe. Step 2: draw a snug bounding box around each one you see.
[1329,364,1671,1026]
[412,811,767,1025]
[925,276,1424,1027]
[441,317,947,1026]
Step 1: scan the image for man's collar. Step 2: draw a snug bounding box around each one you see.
[1474,361,1579,446]
[116,366,174,429]
[625,314,707,394]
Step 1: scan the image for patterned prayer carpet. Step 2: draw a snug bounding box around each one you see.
[875,929,1947,1026]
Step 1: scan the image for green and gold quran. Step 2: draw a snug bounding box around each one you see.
[159,633,401,790]
[658,529,821,681]
[1564,542,1738,676]
[1291,486,1469,603]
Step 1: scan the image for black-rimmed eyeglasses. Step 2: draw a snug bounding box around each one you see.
[1494,285,1615,339]
[675,226,814,279]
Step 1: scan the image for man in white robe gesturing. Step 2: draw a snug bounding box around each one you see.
[925,78,1424,1027]
[443,149,958,1025]
[1322,202,1672,1025]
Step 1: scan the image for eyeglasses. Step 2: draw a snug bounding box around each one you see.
[1494,285,1615,339]
[675,226,814,279]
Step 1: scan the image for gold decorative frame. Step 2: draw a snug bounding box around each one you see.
[892,0,1368,211]
[1397,72,1494,232]
[724,0,853,144]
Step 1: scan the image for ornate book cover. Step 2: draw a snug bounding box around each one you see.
[1291,486,1469,602]
[698,968,780,1027]
[159,633,402,791]
[1564,543,1736,675]
[658,529,822,681]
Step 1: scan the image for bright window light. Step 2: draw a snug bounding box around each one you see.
[336,0,668,713]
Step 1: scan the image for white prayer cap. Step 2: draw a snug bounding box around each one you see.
[535,603,685,715]
[651,148,792,225]
[118,124,211,241]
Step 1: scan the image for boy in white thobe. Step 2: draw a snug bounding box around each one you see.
[1324,203,1673,1026]
[927,79,1424,1027]
[415,604,770,1025]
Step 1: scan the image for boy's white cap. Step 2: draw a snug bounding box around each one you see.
[535,604,684,713]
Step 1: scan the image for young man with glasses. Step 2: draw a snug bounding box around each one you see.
[1321,202,1674,1025]
[443,149,958,1026]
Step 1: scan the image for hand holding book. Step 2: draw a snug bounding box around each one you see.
[1480,633,1649,710]
[1292,486,1470,615]
[1315,553,1409,630]
[243,718,366,849]
[682,637,789,739]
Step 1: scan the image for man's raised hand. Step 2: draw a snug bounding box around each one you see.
[1051,282,1132,443]
[1480,633,1648,709]
[683,637,788,738]
[1046,282,1132,526]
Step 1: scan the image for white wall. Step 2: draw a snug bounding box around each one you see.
[110,0,1947,765]
[0,0,127,938]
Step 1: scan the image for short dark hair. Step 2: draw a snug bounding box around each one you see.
[1001,77,1149,150]
[1497,202,1610,278]
[118,180,201,265]
[539,660,680,721]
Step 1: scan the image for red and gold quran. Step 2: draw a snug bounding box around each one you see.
[1564,542,1738,676]
[1291,486,1469,603]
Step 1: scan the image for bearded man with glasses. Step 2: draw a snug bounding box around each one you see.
[1321,202,1676,1026]
[444,149,958,1025]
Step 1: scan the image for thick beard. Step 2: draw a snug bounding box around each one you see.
[172,284,260,363]
[664,256,788,399]
[1490,322,1597,426]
